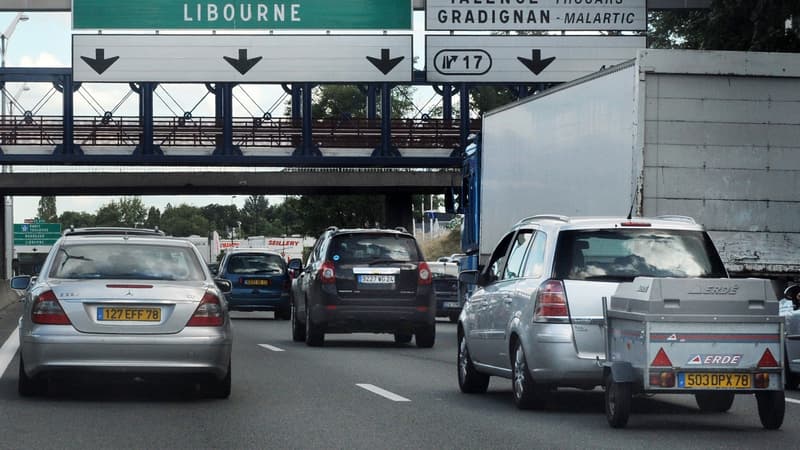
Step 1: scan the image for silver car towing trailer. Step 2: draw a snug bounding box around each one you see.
[603,277,784,429]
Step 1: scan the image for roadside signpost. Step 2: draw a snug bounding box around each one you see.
[73,34,413,83]
[426,0,647,31]
[72,0,413,30]
[13,222,61,246]
[426,35,645,83]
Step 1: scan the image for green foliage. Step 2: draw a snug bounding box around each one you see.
[94,197,146,227]
[159,203,210,236]
[145,206,161,229]
[419,229,462,261]
[37,196,58,223]
[291,195,386,236]
[649,0,800,51]
[58,211,95,229]
[295,85,416,119]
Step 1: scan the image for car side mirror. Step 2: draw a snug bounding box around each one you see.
[215,279,232,294]
[459,270,479,286]
[11,275,31,291]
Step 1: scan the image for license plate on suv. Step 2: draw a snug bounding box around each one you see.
[358,275,395,284]
[678,373,751,389]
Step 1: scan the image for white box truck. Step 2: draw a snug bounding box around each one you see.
[460,48,800,285]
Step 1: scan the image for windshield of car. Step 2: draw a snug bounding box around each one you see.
[553,228,727,281]
[49,243,206,281]
[329,234,420,264]
[225,253,286,275]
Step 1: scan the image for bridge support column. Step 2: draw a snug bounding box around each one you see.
[213,83,241,156]
[443,84,453,127]
[385,194,413,232]
[367,85,377,120]
[292,83,321,156]
[1,193,10,279]
[372,83,400,157]
[459,84,471,152]
[135,82,161,155]
[54,73,80,155]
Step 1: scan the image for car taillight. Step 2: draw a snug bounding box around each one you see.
[319,261,336,284]
[187,292,224,327]
[418,262,432,286]
[32,290,72,325]
[533,280,569,322]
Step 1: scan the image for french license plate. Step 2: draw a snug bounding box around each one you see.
[443,302,460,308]
[244,279,270,286]
[98,307,161,322]
[359,275,395,284]
[678,373,751,389]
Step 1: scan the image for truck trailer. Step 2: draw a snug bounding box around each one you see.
[461,49,800,288]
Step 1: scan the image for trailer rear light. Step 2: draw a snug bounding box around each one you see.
[32,290,72,325]
[754,373,771,388]
[187,292,224,327]
[649,371,675,388]
[533,280,569,322]
[757,348,779,368]
[651,348,673,367]
[418,262,432,286]
[319,261,336,284]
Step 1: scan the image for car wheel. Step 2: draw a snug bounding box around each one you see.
[511,341,546,409]
[276,305,292,321]
[756,390,785,430]
[18,357,46,397]
[457,333,489,394]
[695,392,735,412]
[291,300,306,342]
[605,378,632,428]
[448,312,459,323]
[415,324,435,348]
[394,332,413,344]
[204,361,231,399]
[305,304,324,347]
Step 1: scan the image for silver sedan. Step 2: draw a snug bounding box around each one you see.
[12,228,233,398]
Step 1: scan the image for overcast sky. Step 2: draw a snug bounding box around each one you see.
[0,10,436,221]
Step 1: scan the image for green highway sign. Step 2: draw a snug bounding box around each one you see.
[14,223,62,246]
[73,0,413,30]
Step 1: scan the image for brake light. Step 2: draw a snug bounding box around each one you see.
[32,290,72,325]
[757,348,779,368]
[187,292,225,327]
[319,261,336,284]
[533,280,569,322]
[418,262,432,286]
[620,221,651,227]
[651,348,673,367]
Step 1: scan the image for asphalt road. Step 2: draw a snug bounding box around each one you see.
[2,301,800,450]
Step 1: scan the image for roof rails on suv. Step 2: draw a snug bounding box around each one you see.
[514,215,570,227]
[64,226,166,237]
[654,215,697,224]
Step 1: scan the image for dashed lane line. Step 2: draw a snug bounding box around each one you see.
[0,325,20,377]
[785,397,800,405]
[356,383,411,402]
[258,344,285,352]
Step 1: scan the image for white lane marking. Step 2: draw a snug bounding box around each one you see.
[0,325,20,377]
[258,344,285,352]
[786,397,800,405]
[356,383,411,402]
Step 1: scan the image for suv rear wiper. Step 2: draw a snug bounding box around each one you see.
[365,259,408,266]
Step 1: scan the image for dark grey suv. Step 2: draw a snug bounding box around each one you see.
[290,227,436,347]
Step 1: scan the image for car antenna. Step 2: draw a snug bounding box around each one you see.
[627,200,634,220]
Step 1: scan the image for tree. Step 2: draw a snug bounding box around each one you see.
[58,211,95,229]
[291,195,385,236]
[95,197,147,227]
[201,203,239,233]
[648,0,800,51]
[159,204,210,236]
[145,206,161,229]
[290,85,416,119]
[37,196,58,222]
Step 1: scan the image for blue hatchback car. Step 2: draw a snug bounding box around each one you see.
[218,249,291,319]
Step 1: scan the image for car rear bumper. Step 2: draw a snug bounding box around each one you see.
[21,326,232,379]
[522,324,604,387]
[227,293,290,311]
[309,304,435,333]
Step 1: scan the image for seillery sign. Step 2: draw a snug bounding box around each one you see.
[426,0,647,31]
[73,0,413,30]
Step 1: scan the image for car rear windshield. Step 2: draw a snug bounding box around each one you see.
[225,253,286,275]
[329,234,420,264]
[553,228,727,281]
[49,243,205,281]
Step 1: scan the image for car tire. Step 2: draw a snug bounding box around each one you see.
[457,333,489,394]
[511,341,547,409]
[291,300,306,342]
[205,362,232,399]
[756,390,785,430]
[18,357,46,397]
[276,306,292,321]
[305,305,324,347]
[394,332,413,344]
[415,324,435,348]
[694,392,735,412]
[605,378,632,428]
[448,312,459,323]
